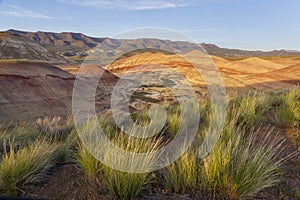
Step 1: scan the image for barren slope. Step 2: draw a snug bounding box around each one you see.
[105,51,300,96]
[221,57,285,74]
[241,64,300,89]
[0,61,118,122]
[0,32,75,66]
[0,61,74,122]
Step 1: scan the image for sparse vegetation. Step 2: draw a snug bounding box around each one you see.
[0,140,55,195]
[35,115,73,141]
[274,88,300,127]
[0,88,299,199]
[200,122,286,199]
[76,120,163,200]
[76,141,102,181]
[164,149,199,194]
[167,111,181,137]
[0,125,40,153]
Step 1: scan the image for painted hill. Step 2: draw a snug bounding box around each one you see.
[220,57,286,74]
[105,51,300,96]
[0,61,119,122]
[243,64,300,87]
[0,29,299,119]
[0,61,74,122]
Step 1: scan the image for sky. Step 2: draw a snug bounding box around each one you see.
[0,0,299,51]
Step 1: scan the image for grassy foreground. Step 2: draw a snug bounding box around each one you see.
[0,88,299,199]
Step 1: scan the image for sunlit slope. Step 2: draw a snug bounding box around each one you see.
[105,51,300,91]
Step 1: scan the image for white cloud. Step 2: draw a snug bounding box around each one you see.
[0,5,56,19]
[56,0,192,10]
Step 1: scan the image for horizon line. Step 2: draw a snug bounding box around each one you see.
[2,28,300,52]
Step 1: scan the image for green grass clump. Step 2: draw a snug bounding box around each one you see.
[102,167,150,200]
[77,136,152,200]
[163,149,199,194]
[167,111,181,137]
[76,141,102,181]
[275,88,300,127]
[228,92,272,128]
[0,126,41,153]
[0,140,55,195]
[200,120,286,199]
[52,131,76,165]
[167,101,200,137]
[275,106,297,127]
[76,120,163,200]
[101,128,163,200]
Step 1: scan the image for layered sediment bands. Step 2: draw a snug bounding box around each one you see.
[0,62,119,122]
[0,62,73,122]
[107,51,300,93]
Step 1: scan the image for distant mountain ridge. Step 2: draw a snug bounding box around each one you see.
[7,29,106,52]
[5,29,300,59]
[200,43,300,58]
[0,31,76,65]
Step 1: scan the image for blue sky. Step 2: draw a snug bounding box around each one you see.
[0,0,299,50]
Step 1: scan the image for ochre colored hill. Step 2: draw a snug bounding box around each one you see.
[221,57,285,74]
[242,64,300,89]
[261,56,300,66]
[105,51,300,93]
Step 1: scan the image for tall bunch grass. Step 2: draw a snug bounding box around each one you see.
[35,115,73,141]
[101,127,163,200]
[76,119,164,200]
[76,141,102,180]
[0,126,40,154]
[200,121,286,199]
[0,140,55,195]
[275,88,300,127]
[163,149,199,194]
[228,92,271,128]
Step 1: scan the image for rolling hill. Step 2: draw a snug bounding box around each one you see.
[105,51,300,96]
[0,61,119,122]
[0,61,74,122]
[220,57,286,74]
[201,43,300,58]
[0,29,299,120]
[0,32,75,66]
[5,29,300,61]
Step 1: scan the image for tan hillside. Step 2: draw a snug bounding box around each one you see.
[261,56,300,66]
[221,57,286,74]
[211,55,230,66]
[105,51,300,95]
[242,64,300,88]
